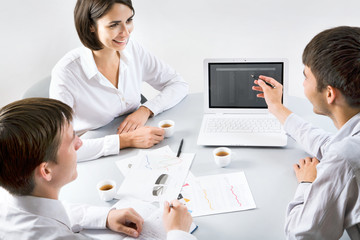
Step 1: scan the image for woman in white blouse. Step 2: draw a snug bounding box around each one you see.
[50,0,189,161]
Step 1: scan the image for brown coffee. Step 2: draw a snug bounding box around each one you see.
[161,123,172,128]
[216,151,229,157]
[100,184,113,191]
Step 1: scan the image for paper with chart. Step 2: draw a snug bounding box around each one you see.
[115,146,175,177]
[179,172,256,217]
[117,147,195,203]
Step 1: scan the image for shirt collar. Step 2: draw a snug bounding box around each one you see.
[80,43,133,80]
[331,112,360,144]
[8,195,72,230]
[80,47,98,80]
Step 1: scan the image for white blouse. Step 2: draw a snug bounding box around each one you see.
[50,38,188,161]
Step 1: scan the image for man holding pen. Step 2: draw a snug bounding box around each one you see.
[0,98,196,240]
[253,26,360,239]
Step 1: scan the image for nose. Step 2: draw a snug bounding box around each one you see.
[119,23,130,36]
[75,136,83,151]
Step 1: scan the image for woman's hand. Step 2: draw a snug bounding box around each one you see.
[119,126,164,149]
[117,106,153,134]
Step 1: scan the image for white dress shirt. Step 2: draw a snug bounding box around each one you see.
[0,194,197,240]
[284,113,360,239]
[0,195,109,239]
[50,38,188,161]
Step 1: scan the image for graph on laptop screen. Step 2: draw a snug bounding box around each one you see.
[208,62,284,108]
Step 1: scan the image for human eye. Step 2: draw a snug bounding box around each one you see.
[126,18,133,24]
[109,23,119,28]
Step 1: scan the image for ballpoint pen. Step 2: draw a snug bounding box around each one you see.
[251,74,276,88]
[176,139,184,158]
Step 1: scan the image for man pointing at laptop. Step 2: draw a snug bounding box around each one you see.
[253,26,360,239]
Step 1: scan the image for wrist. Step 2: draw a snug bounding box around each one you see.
[140,106,153,118]
[269,104,292,125]
[106,209,115,229]
[119,133,131,149]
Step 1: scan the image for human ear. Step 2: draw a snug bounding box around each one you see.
[326,85,336,104]
[90,25,96,33]
[36,162,53,182]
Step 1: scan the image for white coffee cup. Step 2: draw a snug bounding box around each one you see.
[158,120,175,138]
[96,179,116,201]
[213,147,231,167]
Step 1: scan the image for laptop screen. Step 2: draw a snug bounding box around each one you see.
[208,62,284,109]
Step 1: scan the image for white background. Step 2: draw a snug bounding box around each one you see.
[0,0,359,107]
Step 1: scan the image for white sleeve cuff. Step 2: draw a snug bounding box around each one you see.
[77,135,119,162]
[167,230,197,240]
[104,134,120,156]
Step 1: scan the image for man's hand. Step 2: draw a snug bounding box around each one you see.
[162,200,192,233]
[106,208,144,238]
[252,75,292,124]
[119,126,164,149]
[117,106,153,134]
[252,75,283,110]
[293,157,320,183]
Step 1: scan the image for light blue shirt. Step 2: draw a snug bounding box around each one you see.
[284,113,360,239]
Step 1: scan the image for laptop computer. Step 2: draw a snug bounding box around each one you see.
[197,58,288,147]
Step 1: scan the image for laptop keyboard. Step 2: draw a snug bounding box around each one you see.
[204,118,282,133]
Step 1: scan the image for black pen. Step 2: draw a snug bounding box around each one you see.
[251,74,276,88]
[176,139,184,157]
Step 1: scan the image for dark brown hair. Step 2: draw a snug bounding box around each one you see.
[303,26,360,107]
[74,0,135,51]
[0,98,73,195]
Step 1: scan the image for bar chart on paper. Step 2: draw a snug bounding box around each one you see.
[180,172,256,217]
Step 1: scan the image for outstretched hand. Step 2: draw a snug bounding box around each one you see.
[252,75,292,124]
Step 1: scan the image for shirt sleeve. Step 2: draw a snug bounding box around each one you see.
[50,66,76,108]
[284,113,333,159]
[76,135,120,162]
[167,230,197,240]
[63,203,111,232]
[285,159,355,239]
[133,40,189,116]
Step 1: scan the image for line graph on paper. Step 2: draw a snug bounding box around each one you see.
[140,152,184,171]
[179,172,256,217]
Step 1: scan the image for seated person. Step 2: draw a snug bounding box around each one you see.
[0,98,196,240]
[253,26,360,239]
[50,0,189,161]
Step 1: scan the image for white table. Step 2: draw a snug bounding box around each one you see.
[60,93,350,240]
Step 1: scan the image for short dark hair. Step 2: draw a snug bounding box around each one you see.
[303,26,360,107]
[0,98,73,195]
[74,0,135,51]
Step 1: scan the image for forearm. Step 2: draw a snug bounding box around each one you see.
[284,114,332,159]
[77,136,119,161]
[143,78,189,116]
[269,103,293,125]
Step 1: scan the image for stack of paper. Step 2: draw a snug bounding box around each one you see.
[116,146,195,203]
